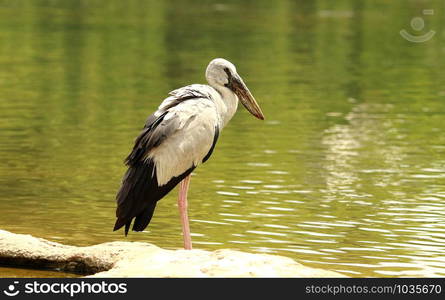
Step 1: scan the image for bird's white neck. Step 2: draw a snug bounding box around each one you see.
[210,85,238,129]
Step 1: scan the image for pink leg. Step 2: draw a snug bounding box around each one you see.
[178,174,192,250]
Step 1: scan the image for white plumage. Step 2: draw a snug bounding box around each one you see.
[149,85,224,185]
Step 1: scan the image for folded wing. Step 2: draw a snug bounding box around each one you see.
[114,85,220,235]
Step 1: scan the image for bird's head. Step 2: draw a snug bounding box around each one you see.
[206,58,264,120]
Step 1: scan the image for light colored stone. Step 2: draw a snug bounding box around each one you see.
[0,230,346,277]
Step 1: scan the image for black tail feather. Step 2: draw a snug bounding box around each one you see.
[124,222,131,236]
[113,159,195,235]
[132,202,157,232]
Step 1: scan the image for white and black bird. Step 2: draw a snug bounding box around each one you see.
[113,58,264,249]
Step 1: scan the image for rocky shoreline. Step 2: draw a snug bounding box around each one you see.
[0,230,345,277]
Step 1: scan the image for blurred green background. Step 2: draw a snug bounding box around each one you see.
[0,0,444,277]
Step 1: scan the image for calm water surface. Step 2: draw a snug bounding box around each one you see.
[1,0,445,277]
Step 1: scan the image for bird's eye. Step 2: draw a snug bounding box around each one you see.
[223,67,231,77]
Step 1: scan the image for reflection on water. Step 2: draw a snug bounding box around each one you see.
[1,0,445,277]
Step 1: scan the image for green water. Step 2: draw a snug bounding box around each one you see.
[1,0,445,277]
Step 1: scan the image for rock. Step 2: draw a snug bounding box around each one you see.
[0,230,346,277]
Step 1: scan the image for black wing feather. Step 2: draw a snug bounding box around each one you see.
[125,111,169,166]
[202,125,219,163]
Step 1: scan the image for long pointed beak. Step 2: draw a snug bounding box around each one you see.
[231,74,265,120]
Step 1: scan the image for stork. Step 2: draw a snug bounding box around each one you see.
[113,58,264,249]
